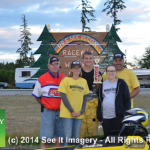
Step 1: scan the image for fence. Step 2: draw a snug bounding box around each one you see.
[0,88,150,95]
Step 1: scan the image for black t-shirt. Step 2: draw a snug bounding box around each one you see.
[81,68,102,91]
[81,68,94,91]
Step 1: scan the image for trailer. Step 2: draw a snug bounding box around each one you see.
[132,69,150,88]
[15,66,39,89]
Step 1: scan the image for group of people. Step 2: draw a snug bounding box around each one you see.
[32,51,140,148]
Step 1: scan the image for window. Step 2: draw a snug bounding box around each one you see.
[138,78,143,80]
[146,78,150,80]
[22,71,30,77]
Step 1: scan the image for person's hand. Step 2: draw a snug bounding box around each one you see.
[76,112,81,117]
[98,121,102,126]
[71,112,76,117]
[98,75,102,82]
[93,74,101,80]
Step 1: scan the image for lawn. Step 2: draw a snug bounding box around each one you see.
[0,94,149,149]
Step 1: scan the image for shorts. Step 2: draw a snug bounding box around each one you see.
[40,108,62,140]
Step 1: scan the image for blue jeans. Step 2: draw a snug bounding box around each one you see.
[40,108,63,140]
[60,118,82,146]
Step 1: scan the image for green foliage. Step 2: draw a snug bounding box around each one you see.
[0,62,15,70]
[0,69,15,84]
[15,54,35,68]
[102,0,126,31]
[134,46,150,69]
[76,0,96,32]
[16,14,34,64]
[124,49,127,67]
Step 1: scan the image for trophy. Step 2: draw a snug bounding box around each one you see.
[93,56,102,84]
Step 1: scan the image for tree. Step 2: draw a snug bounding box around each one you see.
[124,49,127,67]
[102,0,126,31]
[76,0,96,32]
[15,58,25,68]
[16,14,33,65]
[134,46,150,69]
[99,24,124,68]
[30,25,57,78]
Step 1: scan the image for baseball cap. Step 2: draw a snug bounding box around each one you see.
[71,60,81,69]
[113,53,123,60]
[48,56,60,64]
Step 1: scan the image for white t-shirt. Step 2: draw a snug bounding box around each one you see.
[102,80,118,119]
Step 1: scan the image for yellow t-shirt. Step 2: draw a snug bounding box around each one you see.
[103,68,139,108]
[58,77,90,119]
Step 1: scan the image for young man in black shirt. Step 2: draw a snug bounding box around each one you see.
[79,51,101,138]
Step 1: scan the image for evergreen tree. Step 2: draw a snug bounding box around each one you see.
[15,58,24,68]
[134,46,150,69]
[29,52,35,65]
[30,25,57,78]
[76,0,96,32]
[100,24,124,68]
[124,49,127,67]
[102,0,126,31]
[16,14,33,64]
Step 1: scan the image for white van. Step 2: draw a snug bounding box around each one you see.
[15,66,39,89]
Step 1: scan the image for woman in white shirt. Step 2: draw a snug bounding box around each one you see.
[97,64,131,137]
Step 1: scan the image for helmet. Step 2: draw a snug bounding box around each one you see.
[122,108,149,127]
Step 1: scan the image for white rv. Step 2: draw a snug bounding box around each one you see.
[15,66,39,89]
[132,68,150,88]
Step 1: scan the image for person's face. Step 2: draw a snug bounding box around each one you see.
[82,54,93,67]
[113,58,124,71]
[71,66,81,76]
[106,66,117,80]
[48,62,59,75]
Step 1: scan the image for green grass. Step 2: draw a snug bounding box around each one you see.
[0,94,150,149]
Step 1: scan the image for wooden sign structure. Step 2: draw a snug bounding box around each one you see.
[50,32,108,76]
[31,25,124,78]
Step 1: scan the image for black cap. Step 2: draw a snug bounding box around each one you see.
[48,56,60,64]
[113,53,123,60]
[71,60,81,69]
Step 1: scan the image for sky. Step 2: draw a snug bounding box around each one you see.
[0,0,150,64]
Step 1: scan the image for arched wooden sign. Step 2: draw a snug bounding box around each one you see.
[50,32,108,75]
[54,33,104,54]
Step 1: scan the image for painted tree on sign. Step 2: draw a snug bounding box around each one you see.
[99,24,124,68]
[30,25,57,78]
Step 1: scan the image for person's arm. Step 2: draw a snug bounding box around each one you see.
[97,85,103,122]
[96,71,102,91]
[96,84,100,91]
[35,98,41,104]
[130,70,140,99]
[130,86,140,99]
[32,80,42,104]
[78,94,87,115]
[60,92,74,113]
